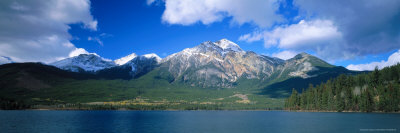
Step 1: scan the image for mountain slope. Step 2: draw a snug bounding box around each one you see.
[48,39,346,90]
[285,64,399,112]
[51,54,116,72]
[97,54,161,79]
[114,53,137,65]
[45,39,357,93]
[161,39,283,88]
[158,39,351,89]
[0,63,96,100]
[261,66,360,98]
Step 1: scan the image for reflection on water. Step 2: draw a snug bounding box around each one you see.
[0,111,399,133]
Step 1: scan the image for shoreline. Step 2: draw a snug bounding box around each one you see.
[1,109,399,113]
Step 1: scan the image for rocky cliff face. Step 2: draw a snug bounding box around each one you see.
[160,39,332,88]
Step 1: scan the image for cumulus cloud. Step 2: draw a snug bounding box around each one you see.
[240,20,341,48]
[271,50,298,60]
[0,0,97,63]
[346,50,400,71]
[240,19,348,61]
[155,0,282,27]
[150,0,400,62]
[238,0,400,61]
[294,0,400,57]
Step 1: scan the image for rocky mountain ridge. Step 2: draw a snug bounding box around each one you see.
[49,39,341,88]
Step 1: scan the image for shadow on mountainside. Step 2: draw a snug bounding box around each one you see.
[259,66,364,98]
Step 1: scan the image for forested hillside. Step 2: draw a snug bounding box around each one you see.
[285,64,400,112]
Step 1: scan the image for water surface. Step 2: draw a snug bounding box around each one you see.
[0,111,399,133]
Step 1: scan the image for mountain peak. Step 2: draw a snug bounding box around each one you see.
[142,53,162,62]
[214,39,243,52]
[76,54,112,61]
[299,52,310,56]
[290,52,333,68]
[51,54,116,72]
[114,53,137,65]
[291,52,312,59]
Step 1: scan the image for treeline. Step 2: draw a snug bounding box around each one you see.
[285,64,400,112]
[0,98,31,110]
[30,103,223,110]
[2,102,281,110]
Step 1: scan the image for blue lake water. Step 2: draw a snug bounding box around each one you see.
[0,110,399,133]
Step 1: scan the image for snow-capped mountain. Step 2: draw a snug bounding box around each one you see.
[50,54,116,72]
[96,53,161,79]
[125,54,161,77]
[114,53,137,66]
[161,39,284,87]
[142,53,162,62]
[159,39,335,88]
[120,53,161,72]
[114,53,161,66]
[214,38,244,52]
[51,50,162,76]
[48,38,340,88]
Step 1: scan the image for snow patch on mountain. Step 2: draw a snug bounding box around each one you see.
[163,39,244,63]
[214,39,244,52]
[114,53,137,65]
[50,54,116,72]
[142,53,162,62]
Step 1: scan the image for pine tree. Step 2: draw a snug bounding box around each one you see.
[300,88,307,110]
[285,64,400,112]
[287,88,299,110]
[370,66,381,88]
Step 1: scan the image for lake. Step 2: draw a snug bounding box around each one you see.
[0,110,399,133]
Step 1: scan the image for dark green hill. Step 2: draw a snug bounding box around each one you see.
[0,62,360,110]
[260,66,362,98]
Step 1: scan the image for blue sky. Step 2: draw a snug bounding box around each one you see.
[69,0,259,59]
[0,0,399,71]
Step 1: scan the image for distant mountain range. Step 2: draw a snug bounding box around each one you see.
[0,39,362,109]
[48,39,353,88]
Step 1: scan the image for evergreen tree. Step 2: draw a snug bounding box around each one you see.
[285,63,400,112]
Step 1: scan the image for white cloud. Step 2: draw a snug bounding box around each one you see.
[150,0,400,63]
[237,0,400,62]
[240,19,348,61]
[146,0,156,5]
[271,51,298,60]
[0,56,13,65]
[88,36,104,46]
[0,0,97,63]
[347,50,400,71]
[293,0,400,57]
[158,0,282,27]
[241,20,341,48]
